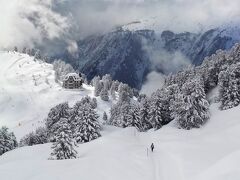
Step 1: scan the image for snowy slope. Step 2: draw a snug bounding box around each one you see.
[0,51,112,139]
[0,103,240,180]
[121,17,160,32]
[1,51,240,180]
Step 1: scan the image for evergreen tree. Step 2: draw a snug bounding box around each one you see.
[91,76,101,87]
[148,90,164,130]
[139,97,152,131]
[50,118,77,160]
[34,50,41,60]
[52,59,75,81]
[110,82,117,100]
[219,63,240,110]
[0,126,17,155]
[72,104,101,143]
[26,48,31,55]
[171,79,210,129]
[13,46,18,52]
[19,127,48,147]
[118,83,133,99]
[109,101,132,128]
[22,47,27,54]
[46,102,70,141]
[102,74,112,90]
[94,80,103,97]
[91,98,97,109]
[119,90,131,103]
[125,104,143,131]
[19,132,37,147]
[100,87,109,101]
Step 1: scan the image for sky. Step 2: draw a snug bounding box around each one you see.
[1,0,240,51]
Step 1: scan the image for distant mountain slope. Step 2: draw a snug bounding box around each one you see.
[61,30,154,89]
[162,25,240,65]
[0,51,111,139]
[58,24,240,89]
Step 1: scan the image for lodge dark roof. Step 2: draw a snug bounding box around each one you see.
[63,73,82,81]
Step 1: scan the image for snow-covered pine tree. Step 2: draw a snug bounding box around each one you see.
[22,47,27,54]
[70,96,97,127]
[119,89,131,103]
[19,127,48,147]
[34,50,41,60]
[13,46,18,52]
[118,102,132,128]
[72,104,101,143]
[0,126,17,155]
[148,90,165,130]
[137,94,147,102]
[91,98,97,109]
[218,63,240,110]
[114,80,120,91]
[78,96,91,105]
[125,104,143,131]
[110,82,117,100]
[50,118,77,160]
[102,74,112,90]
[171,78,210,130]
[118,83,134,98]
[35,127,48,144]
[30,48,36,56]
[139,97,152,131]
[94,80,103,97]
[52,60,75,82]
[108,102,121,126]
[26,48,31,55]
[109,101,131,128]
[73,96,97,110]
[100,87,109,101]
[91,76,101,87]
[19,132,37,147]
[163,84,181,124]
[46,102,70,141]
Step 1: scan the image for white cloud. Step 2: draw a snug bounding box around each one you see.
[58,0,240,38]
[0,0,70,50]
[140,71,165,96]
[1,0,240,51]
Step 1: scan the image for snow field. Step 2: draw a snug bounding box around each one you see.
[1,51,240,180]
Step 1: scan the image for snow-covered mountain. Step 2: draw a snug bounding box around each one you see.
[58,23,240,89]
[59,30,154,89]
[162,25,240,65]
[0,51,111,139]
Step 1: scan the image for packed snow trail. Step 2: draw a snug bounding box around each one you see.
[137,131,184,180]
[2,105,240,180]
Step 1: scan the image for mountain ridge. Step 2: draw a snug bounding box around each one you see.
[55,24,240,89]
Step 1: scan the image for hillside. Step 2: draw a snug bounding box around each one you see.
[0,51,111,139]
[0,103,240,180]
[1,49,240,180]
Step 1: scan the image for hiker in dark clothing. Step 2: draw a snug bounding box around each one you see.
[151,143,154,152]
